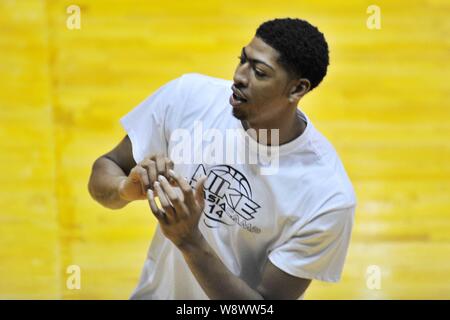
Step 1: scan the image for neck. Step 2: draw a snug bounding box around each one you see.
[241,108,306,146]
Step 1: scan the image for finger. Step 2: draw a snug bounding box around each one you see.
[141,159,157,189]
[154,181,177,223]
[155,154,166,176]
[169,169,196,209]
[131,166,148,194]
[194,175,208,207]
[164,158,173,182]
[147,189,166,222]
[148,161,157,188]
[137,166,150,187]
[158,175,188,218]
[158,175,178,202]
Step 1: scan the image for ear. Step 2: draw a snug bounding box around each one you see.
[288,78,311,103]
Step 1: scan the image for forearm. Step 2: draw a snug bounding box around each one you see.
[88,156,130,209]
[179,235,263,300]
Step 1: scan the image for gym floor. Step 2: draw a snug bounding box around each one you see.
[0,0,449,299]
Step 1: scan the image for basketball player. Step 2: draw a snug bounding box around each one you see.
[88,18,356,299]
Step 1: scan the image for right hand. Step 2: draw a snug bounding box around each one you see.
[118,154,174,201]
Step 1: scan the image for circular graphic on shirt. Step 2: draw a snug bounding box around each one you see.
[189,164,261,233]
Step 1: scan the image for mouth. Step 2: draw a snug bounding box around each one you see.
[230,85,248,107]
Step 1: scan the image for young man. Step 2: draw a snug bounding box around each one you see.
[88,18,356,299]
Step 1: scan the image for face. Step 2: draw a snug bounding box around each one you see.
[230,37,303,125]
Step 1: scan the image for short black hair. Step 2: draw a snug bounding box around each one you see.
[255,18,329,91]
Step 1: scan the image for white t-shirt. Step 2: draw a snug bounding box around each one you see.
[120,73,357,300]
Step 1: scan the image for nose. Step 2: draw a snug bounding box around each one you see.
[233,63,249,88]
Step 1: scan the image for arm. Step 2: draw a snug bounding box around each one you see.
[88,135,175,209]
[148,171,311,300]
[88,136,136,209]
[180,234,311,300]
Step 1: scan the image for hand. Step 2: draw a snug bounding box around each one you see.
[118,154,174,201]
[147,169,208,249]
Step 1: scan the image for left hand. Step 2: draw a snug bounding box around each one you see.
[147,169,208,249]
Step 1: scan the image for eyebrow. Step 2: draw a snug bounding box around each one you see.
[241,47,275,71]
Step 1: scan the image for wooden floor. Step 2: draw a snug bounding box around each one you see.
[0,0,449,299]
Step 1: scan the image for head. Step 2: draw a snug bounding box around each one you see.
[230,18,329,125]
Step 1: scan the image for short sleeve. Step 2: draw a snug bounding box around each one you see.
[119,76,186,163]
[268,206,355,282]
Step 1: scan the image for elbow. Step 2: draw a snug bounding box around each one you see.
[87,168,101,203]
[88,185,126,210]
[87,180,125,210]
[87,157,129,210]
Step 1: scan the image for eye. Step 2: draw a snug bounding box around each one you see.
[254,69,266,78]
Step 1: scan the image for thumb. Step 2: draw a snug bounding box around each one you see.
[194,175,207,206]
[129,168,141,183]
[127,167,146,197]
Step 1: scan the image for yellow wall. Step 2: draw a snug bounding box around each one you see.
[0,0,449,299]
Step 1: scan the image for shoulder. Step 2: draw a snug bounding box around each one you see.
[171,73,232,119]
[180,73,231,86]
[303,166,356,224]
[175,73,232,98]
[148,73,230,111]
[306,124,356,206]
[287,123,357,222]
